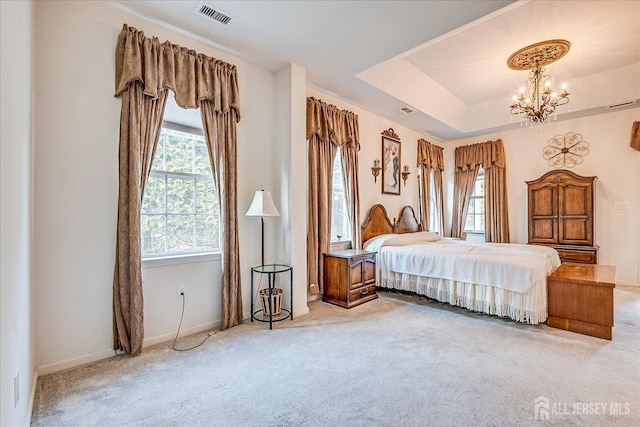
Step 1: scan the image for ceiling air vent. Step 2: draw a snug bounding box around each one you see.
[193,1,236,25]
[399,106,415,114]
[606,100,637,110]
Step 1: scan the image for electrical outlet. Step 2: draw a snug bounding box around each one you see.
[177,286,186,299]
[613,201,630,210]
[14,371,19,407]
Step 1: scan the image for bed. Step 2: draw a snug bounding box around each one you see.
[361,204,561,324]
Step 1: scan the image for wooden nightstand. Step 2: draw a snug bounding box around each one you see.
[547,263,616,340]
[323,250,377,308]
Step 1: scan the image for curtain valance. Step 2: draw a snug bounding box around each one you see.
[114,24,240,119]
[306,97,359,148]
[417,139,445,171]
[454,139,506,171]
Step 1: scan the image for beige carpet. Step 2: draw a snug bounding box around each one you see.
[32,287,640,426]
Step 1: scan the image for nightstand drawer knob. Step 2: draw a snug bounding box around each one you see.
[360,288,369,295]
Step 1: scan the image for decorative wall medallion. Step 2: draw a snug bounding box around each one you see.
[543,132,589,168]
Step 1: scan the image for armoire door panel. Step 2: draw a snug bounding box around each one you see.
[560,184,591,216]
[560,218,591,244]
[531,219,557,242]
[530,185,556,216]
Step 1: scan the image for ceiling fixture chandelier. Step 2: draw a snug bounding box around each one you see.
[508,39,571,123]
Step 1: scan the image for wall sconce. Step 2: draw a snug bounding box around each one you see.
[401,165,411,186]
[371,159,382,183]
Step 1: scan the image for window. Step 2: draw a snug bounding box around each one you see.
[141,122,220,258]
[428,169,439,234]
[330,148,351,243]
[464,167,485,233]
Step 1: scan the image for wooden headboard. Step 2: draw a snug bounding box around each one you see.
[361,204,422,244]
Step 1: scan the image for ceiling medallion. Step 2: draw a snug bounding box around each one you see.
[543,132,589,168]
[507,40,571,71]
[508,40,571,123]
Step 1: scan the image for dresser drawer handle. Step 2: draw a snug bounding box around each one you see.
[360,289,369,295]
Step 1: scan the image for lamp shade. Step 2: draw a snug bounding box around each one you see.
[245,190,280,217]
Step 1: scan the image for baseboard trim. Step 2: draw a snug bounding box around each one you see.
[27,369,39,425]
[36,321,220,376]
[307,293,322,302]
[35,307,313,377]
[37,348,117,376]
[294,307,310,317]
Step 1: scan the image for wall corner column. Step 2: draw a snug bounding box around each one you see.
[275,63,308,316]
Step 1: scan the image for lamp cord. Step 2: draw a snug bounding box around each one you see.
[172,294,215,352]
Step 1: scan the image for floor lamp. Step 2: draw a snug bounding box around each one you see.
[245,190,280,267]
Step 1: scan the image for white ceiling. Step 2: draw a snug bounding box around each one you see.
[109,0,640,141]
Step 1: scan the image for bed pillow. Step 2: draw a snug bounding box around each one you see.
[363,231,442,252]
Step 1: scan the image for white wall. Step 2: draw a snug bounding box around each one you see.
[443,108,640,286]
[33,0,296,374]
[1,0,36,425]
[306,87,427,225]
[275,64,309,311]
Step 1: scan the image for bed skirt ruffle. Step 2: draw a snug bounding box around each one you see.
[378,271,547,325]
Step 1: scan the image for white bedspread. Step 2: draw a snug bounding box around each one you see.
[363,232,560,294]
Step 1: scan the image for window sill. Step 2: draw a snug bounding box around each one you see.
[142,252,221,268]
[330,240,352,251]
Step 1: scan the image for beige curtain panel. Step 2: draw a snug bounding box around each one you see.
[200,101,242,331]
[113,25,241,354]
[307,138,337,295]
[113,83,168,355]
[451,166,479,239]
[631,121,640,152]
[417,139,445,233]
[306,97,360,294]
[484,164,510,243]
[451,139,509,242]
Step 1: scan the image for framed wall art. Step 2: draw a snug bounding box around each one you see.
[381,128,401,195]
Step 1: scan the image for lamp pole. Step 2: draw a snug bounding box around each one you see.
[261,216,265,267]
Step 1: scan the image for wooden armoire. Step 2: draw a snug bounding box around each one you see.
[526,169,598,264]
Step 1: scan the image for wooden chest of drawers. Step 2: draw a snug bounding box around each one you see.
[323,250,377,308]
[547,263,616,340]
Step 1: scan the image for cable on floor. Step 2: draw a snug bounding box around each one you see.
[172,294,215,352]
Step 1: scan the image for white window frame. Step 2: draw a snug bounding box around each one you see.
[428,168,439,234]
[141,121,221,260]
[330,147,352,248]
[464,167,485,235]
